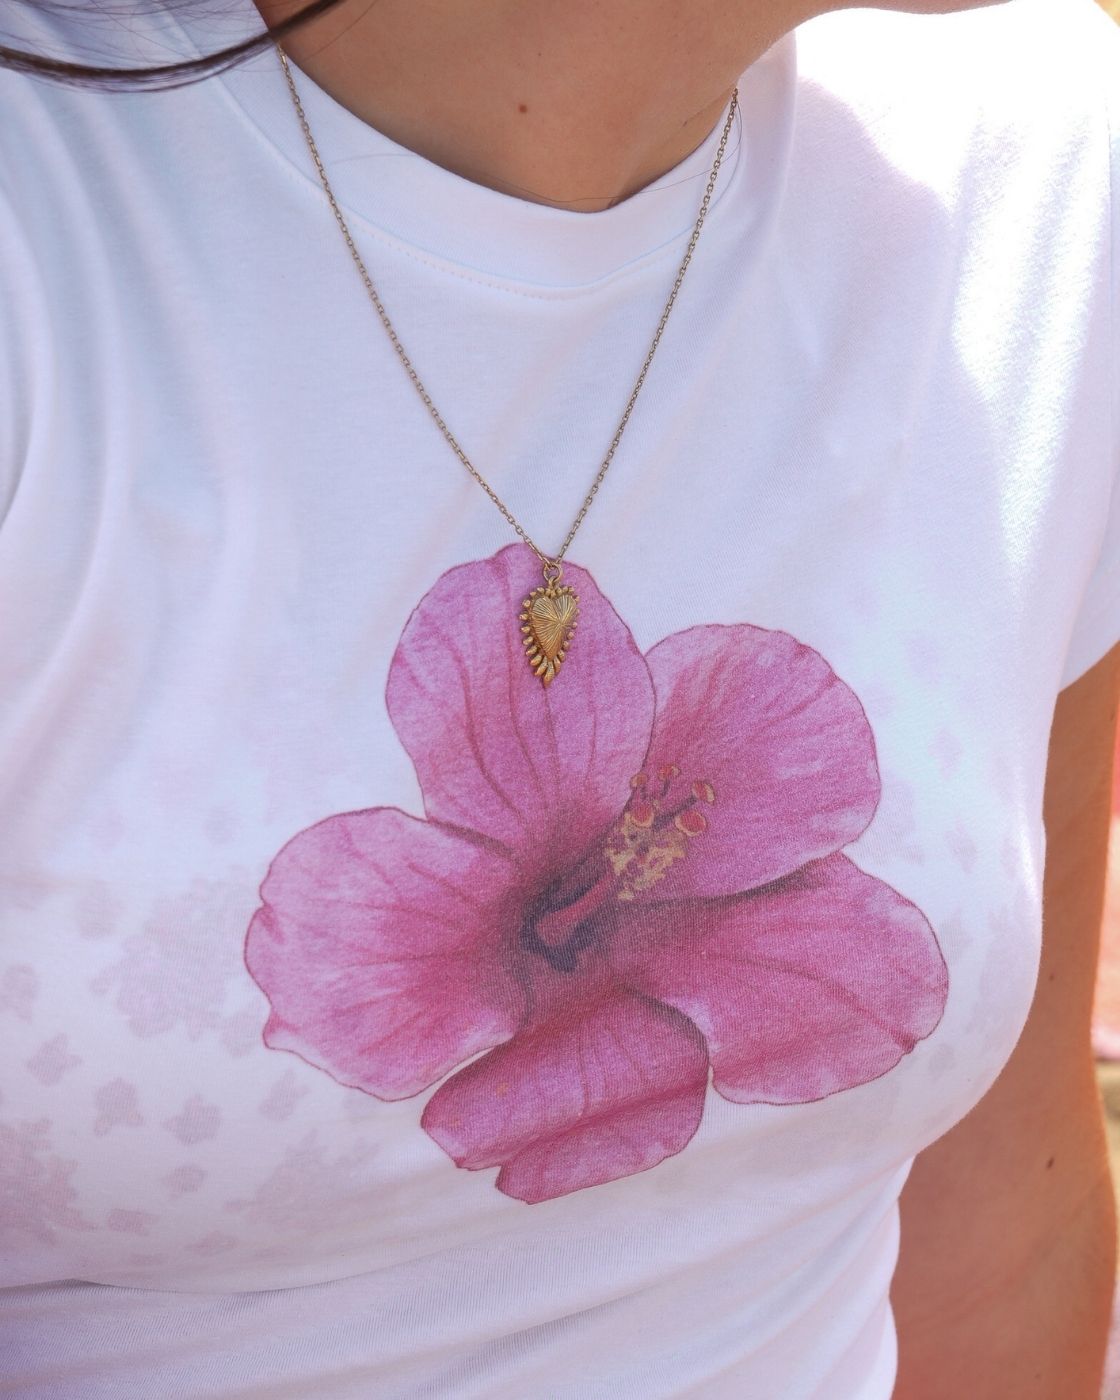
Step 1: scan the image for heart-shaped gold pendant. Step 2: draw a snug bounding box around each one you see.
[520,581,579,687]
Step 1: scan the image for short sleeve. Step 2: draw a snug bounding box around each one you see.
[1058,15,1120,691]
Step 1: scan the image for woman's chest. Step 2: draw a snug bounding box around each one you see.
[0,470,1050,1289]
[0,218,1085,1288]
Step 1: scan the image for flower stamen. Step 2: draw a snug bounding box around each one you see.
[605,766,716,901]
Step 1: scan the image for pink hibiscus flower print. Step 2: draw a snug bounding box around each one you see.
[245,544,948,1204]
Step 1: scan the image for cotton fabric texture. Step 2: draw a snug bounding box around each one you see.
[1,0,1118,1395]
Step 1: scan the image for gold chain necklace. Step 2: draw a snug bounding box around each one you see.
[277,46,738,686]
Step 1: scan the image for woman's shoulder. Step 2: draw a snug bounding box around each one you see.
[796,0,1120,93]
[788,0,1119,327]
[794,0,1120,177]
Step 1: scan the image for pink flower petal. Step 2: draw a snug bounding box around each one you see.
[620,626,879,901]
[245,809,526,1100]
[421,991,709,1202]
[386,545,655,878]
[613,854,947,1105]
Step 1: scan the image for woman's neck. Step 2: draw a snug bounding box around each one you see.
[253,0,817,211]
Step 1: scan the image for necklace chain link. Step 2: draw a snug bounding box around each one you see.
[277,46,738,573]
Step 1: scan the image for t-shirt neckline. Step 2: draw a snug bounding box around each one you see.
[165,0,796,289]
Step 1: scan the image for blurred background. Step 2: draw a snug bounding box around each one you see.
[1094,18,1120,1394]
[1090,0,1120,1281]
[1089,0,1120,1262]
[1096,715,1120,1397]
[1068,18,1116,1400]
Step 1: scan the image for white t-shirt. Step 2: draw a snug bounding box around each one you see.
[1,0,1118,1395]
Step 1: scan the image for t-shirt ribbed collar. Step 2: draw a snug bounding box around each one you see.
[167,0,795,289]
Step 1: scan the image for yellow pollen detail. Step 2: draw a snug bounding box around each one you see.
[606,812,688,898]
[606,768,716,899]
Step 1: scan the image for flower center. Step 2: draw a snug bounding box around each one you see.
[519,858,615,974]
[605,764,716,901]
[517,765,717,972]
